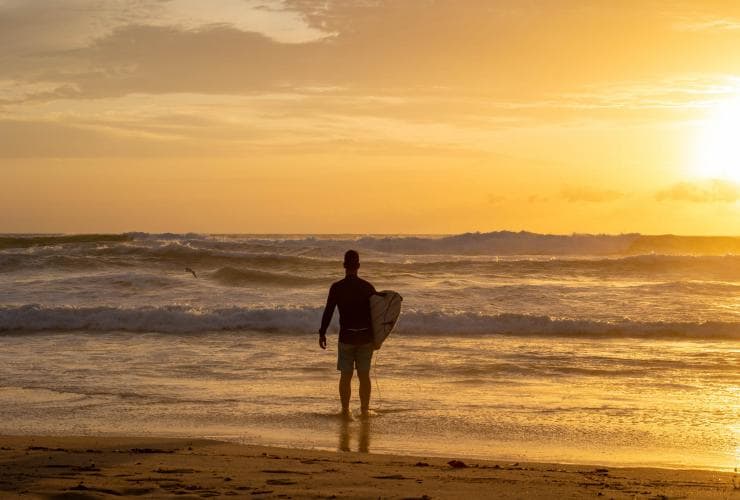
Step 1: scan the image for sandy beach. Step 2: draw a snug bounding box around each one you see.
[0,435,735,499]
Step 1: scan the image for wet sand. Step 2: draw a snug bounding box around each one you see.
[0,435,736,499]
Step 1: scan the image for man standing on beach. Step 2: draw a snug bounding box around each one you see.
[319,250,376,418]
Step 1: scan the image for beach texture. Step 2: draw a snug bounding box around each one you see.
[0,436,736,499]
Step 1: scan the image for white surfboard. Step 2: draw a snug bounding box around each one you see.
[370,290,403,350]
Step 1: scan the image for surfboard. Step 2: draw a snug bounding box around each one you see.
[370,290,403,350]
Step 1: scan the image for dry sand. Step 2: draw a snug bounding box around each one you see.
[0,435,736,499]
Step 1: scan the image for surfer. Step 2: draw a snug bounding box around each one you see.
[318,250,376,418]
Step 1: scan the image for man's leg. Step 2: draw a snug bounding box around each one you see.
[337,343,354,416]
[355,343,374,415]
[339,370,353,415]
[358,370,371,415]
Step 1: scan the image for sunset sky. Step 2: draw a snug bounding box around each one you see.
[2,0,740,234]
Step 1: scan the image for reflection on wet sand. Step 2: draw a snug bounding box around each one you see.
[338,417,370,453]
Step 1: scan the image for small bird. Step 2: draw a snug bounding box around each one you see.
[185,267,197,278]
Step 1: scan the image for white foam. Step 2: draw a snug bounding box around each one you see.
[0,305,737,339]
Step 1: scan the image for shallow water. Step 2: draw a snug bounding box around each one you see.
[0,331,736,470]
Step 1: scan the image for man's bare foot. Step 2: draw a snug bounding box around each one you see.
[341,408,353,421]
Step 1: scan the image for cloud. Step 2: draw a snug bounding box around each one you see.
[0,2,329,100]
[3,1,740,160]
[0,118,198,157]
[5,0,737,101]
[0,0,322,57]
[0,110,493,158]
[656,179,740,203]
[1,0,739,110]
[560,186,623,203]
[674,16,740,32]
[78,24,305,96]
[487,194,506,204]
[528,194,550,203]
[556,76,740,111]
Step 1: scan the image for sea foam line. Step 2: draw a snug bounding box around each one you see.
[0,305,737,339]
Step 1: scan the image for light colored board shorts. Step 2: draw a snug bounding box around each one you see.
[337,342,374,373]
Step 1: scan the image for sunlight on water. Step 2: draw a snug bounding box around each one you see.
[0,331,736,471]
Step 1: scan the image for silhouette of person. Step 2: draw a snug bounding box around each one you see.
[319,250,376,418]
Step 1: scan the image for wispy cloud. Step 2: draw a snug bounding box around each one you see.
[656,179,740,203]
[560,186,623,203]
[556,76,740,110]
[674,16,740,32]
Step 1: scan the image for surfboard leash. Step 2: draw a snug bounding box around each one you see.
[373,350,382,411]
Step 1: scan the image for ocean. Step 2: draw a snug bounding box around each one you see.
[0,232,737,470]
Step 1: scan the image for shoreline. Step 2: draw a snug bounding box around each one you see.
[0,435,736,499]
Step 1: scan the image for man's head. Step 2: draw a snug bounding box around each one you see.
[343,249,360,273]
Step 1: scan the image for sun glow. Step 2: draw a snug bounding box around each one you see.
[693,94,740,182]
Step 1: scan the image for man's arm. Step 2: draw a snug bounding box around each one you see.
[318,286,336,349]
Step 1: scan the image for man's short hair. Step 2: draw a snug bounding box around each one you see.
[343,249,360,269]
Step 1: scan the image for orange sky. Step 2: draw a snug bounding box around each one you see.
[1,0,739,234]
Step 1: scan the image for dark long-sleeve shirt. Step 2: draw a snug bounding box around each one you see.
[319,275,376,345]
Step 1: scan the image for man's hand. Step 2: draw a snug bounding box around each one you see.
[319,333,327,350]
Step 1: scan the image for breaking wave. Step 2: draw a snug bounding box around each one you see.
[1,305,737,339]
[2,246,739,280]
[350,231,740,256]
[3,231,740,258]
[0,234,131,250]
